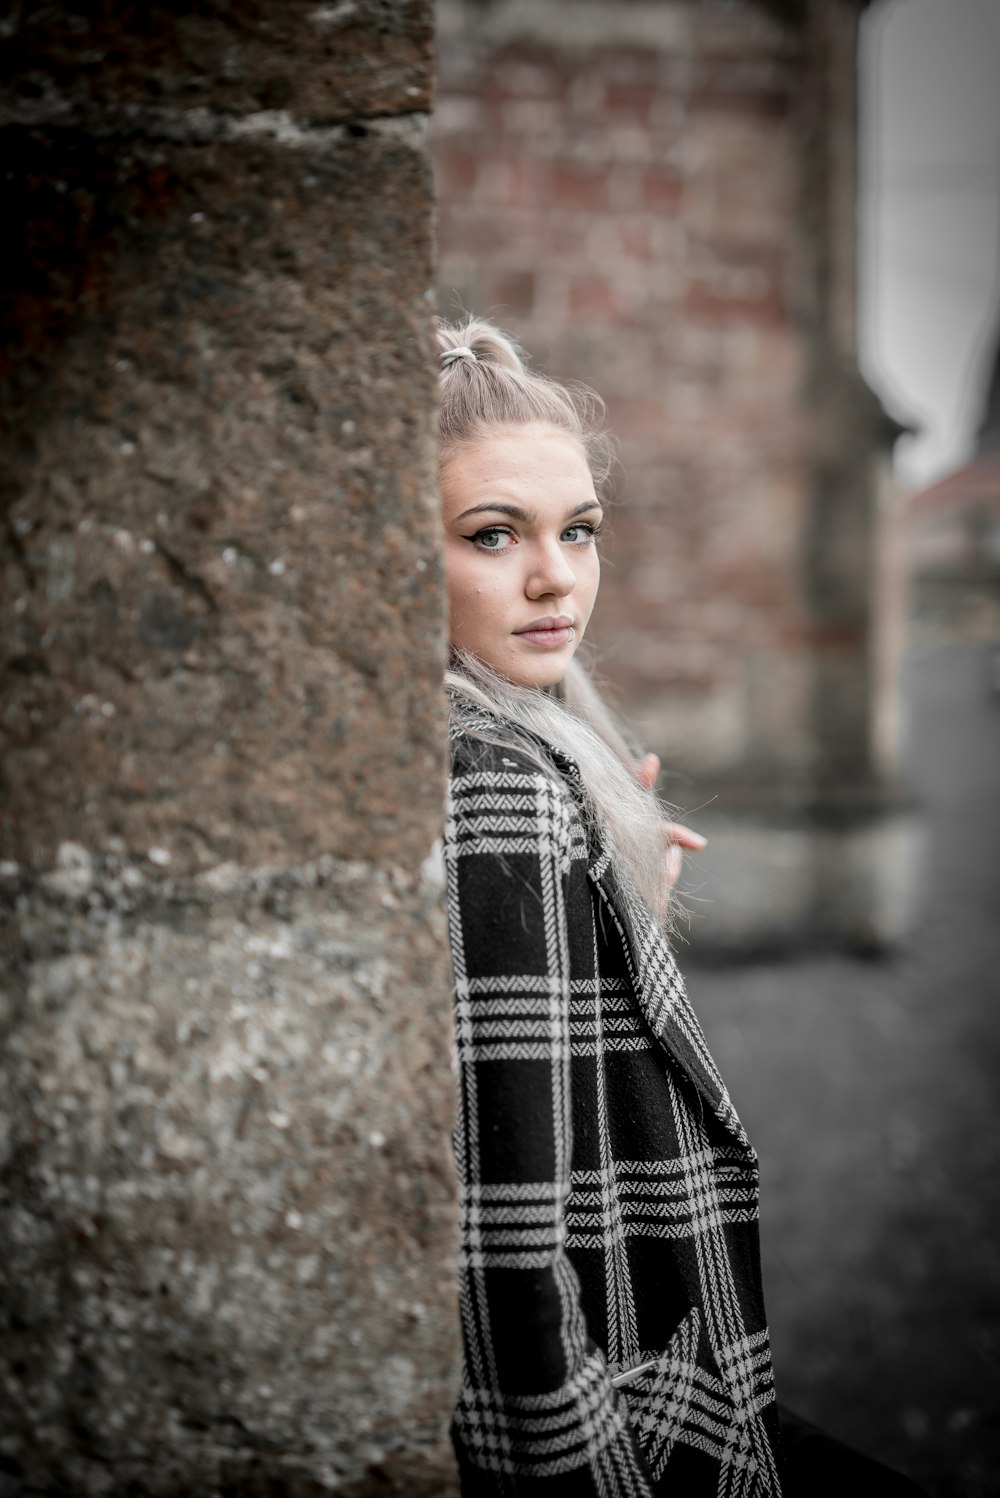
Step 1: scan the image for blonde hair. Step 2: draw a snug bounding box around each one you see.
[437,316,615,497]
[438,316,678,927]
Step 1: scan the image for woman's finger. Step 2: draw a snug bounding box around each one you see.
[663,821,707,852]
[635,752,660,791]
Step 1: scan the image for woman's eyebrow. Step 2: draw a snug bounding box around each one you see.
[454,500,603,523]
[454,501,532,522]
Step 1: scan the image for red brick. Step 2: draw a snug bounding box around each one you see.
[484,269,537,317]
[603,81,663,128]
[640,163,685,213]
[500,57,566,99]
[432,11,881,790]
[567,274,622,322]
[549,161,614,213]
[683,260,785,322]
[537,216,601,259]
[434,146,479,197]
[617,220,656,262]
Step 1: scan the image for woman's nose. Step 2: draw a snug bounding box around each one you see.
[525,541,577,599]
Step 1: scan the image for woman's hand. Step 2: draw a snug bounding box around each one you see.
[635,753,707,890]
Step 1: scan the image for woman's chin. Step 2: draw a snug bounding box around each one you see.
[454,641,574,690]
[504,658,570,690]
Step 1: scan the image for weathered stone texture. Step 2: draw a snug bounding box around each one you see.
[1,3,459,1493]
[1,857,456,1495]
[0,2,433,127]
[1,124,444,876]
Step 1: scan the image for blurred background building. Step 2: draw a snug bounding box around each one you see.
[861,0,1000,656]
[906,340,1000,643]
[433,4,1000,1495]
[433,0,915,954]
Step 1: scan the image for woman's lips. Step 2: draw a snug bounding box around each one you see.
[514,622,576,648]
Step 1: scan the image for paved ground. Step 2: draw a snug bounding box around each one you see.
[686,642,1000,1496]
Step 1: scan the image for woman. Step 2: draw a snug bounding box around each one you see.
[438,317,925,1497]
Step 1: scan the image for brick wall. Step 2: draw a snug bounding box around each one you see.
[433,1,890,812]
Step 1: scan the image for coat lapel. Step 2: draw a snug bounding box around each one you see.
[502,728,752,1154]
[587,852,752,1152]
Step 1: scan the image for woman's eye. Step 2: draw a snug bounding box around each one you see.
[562,523,602,545]
[469,526,514,551]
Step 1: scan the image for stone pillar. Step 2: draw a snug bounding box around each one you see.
[0,6,460,1494]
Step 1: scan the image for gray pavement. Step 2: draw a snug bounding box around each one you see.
[687,642,1000,1498]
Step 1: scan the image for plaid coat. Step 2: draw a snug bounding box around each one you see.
[444,724,783,1497]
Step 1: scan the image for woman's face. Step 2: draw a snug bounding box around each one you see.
[441,422,603,688]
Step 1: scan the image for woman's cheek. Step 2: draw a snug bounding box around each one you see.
[450,578,492,649]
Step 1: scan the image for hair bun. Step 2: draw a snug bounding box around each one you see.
[437,318,527,375]
[435,313,614,499]
[441,345,478,368]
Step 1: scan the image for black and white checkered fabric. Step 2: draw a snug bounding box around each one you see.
[445,724,783,1496]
